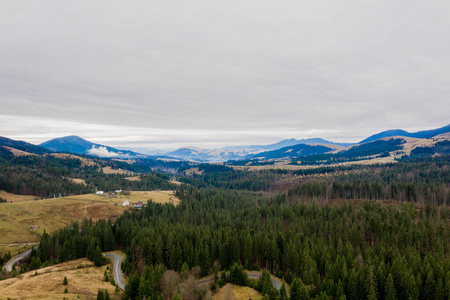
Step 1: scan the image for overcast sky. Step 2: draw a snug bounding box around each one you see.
[1,1,449,151]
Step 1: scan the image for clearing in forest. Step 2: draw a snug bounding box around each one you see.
[0,258,118,299]
[0,191,180,255]
[213,283,263,300]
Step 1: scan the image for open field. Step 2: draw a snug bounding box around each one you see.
[0,191,37,203]
[124,175,141,181]
[213,283,263,300]
[119,191,180,206]
[0,193,125,247]
[65,177,87,185]
[231,155,398,171]
[49,153,97,167]
[2,146,36,157]
[0,258,119,300]
[102,167,131,175]
[0,191,180,254]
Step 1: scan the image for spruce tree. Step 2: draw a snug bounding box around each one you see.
[279,282,288,300]
[384,274,397,300]
[96,289,104,300]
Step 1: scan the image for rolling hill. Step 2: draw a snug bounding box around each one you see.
[360,123,450,143]
[249,144,334,160]
[0,136,53,155]
[40,135,146,158]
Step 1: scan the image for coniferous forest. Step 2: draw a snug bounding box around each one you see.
[19,155,450,299]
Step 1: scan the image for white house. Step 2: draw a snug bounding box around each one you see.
[115,189,122,193]
[122,199,130,207]
[96,191,104,195]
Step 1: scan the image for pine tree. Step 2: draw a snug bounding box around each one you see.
[384,274,397,300]
[423,271,436,300]
[93,245,104,267]
[290,278,309,300]
[96,289,104,300]
[104,289,110,300]
[279,282,288,300]
[365,266,377,300]
[62,276,68,285]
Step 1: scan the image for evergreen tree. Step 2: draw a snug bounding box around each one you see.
[96,289,104,300]
[93,245,104,267]
[279,282,288,300]
[384,274,397,300]
[104,289,110,300]
[290,278,309,300]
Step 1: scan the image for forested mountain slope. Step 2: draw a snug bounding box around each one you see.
[17,155,450,300]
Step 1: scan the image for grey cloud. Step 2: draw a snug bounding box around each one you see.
[1,0,449,149]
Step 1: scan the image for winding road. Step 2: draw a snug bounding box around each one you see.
[3,247,36,272]
[3,249,282,294]
[104,253,126,290]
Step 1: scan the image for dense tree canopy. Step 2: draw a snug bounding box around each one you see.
[21,155,450,299]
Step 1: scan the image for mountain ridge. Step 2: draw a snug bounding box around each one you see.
[0,136,53,155]
[360,124,450,143]
[40,135,146,158]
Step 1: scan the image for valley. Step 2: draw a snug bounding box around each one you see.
[0,123,449,300]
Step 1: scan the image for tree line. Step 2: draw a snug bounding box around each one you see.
[29,184,449,299]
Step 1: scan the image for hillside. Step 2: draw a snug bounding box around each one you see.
[250,144,334,160]
[40,135,145,158]
[360,123,450,143]
[0,136,52,155]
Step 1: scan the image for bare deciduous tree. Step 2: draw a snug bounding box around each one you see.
[160,270,180,299]
[179,275,198,300]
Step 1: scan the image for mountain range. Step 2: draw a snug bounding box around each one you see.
[360,124,450,143]
[1,123,449,163]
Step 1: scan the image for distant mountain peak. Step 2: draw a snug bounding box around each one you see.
[360,123,450,143]
[40,135,145,158]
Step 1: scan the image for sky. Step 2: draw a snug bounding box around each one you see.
[1,1,449,152]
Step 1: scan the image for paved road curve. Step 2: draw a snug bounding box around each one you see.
[3,248,34,272]
[104,253,126,290]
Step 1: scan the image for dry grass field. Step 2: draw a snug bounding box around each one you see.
[0,258,119,300]
[213,283,263,300]
[49,153,97,167]
[102,167,131,175]
[0,191,37,203]
[120,191,180,206]
[2,147,36,157]
[231,163,322,171]
[0,191,180,255]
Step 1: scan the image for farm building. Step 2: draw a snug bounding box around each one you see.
[96,191,104,195]
[122,199,130,207]
[133,200,144,209]
[115,189,122,193]
[30,225,39,230]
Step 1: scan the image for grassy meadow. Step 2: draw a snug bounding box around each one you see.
[0,258,119,299]
[0,190,179,256]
